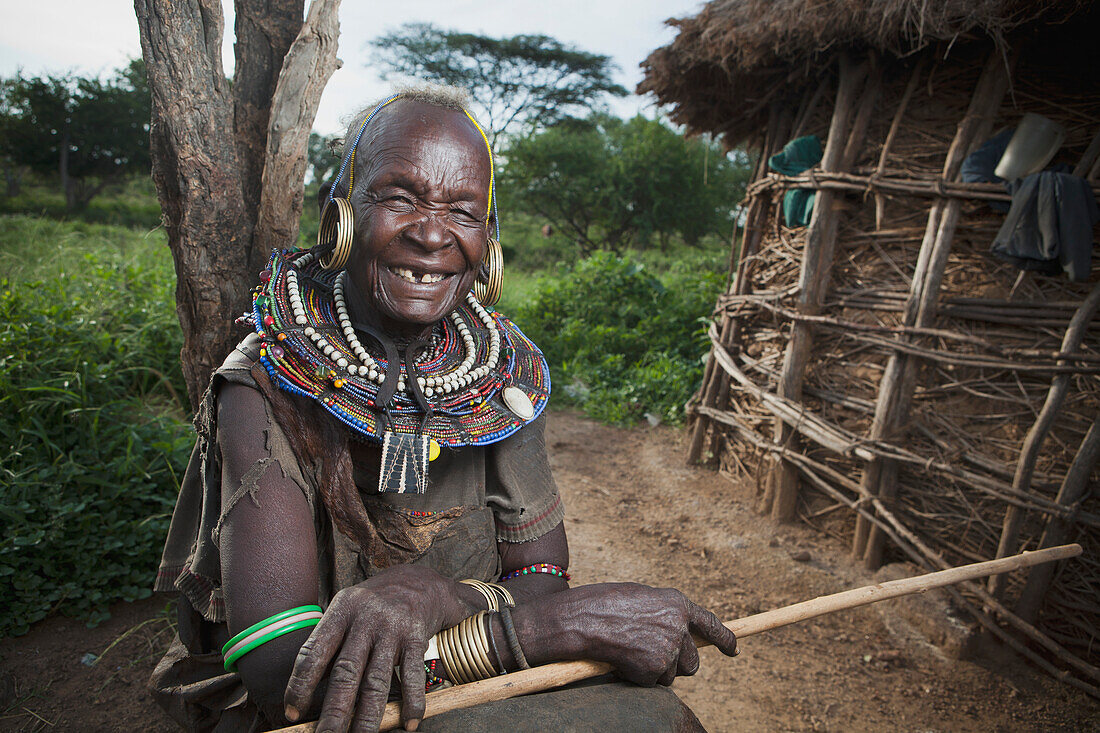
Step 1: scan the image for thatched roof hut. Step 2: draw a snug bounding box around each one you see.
[641,0,1100,693]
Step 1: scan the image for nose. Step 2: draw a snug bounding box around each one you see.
[405,211,452,252]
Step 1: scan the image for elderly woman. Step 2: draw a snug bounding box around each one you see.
[151,87,737,733]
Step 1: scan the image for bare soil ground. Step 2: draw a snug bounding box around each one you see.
[2,409,1098,731]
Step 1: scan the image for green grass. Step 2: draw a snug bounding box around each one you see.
[496,269,545,316]
[0,178,163,230]
[0,211,191,637]
[0,214,168,283]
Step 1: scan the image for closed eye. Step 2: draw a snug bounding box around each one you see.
[450,207,482,223]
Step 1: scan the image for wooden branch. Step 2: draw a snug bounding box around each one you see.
[1072,128,1100,178]
[271,545,1082,733]
[840,60,883,170]
[875,57,926,229]
[1015,416,1100,623]
[232,0,304,231]
[701,105,793,465]
[770,53,870,521]
[746,300,1100,375]
[990,281,1100,597]
[688,103,785,466]
[856,48,1014,568]
[706,327,1089,523]
[255,0,343,253]
[791,77,829,139]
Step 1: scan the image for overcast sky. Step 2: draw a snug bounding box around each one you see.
[0,1,705,134]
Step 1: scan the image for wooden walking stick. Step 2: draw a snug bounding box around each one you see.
[275,543,1081,732]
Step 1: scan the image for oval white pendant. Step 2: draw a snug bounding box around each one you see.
[502,386,535,420]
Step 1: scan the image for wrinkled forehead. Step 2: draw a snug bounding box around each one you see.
[353,100,490,192]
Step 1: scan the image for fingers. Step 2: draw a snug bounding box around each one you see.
[348,642,399,733]
[398,643,428,731]
[687,601,738,657]
[659,632,699,686]
[311,633,373,733]
[677,632,700,677]
[285,613,349,720]
[657,665,677,687]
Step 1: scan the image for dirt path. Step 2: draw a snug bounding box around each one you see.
[3,409,1098,731]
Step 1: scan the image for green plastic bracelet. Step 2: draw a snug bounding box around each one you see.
[221,605,323,657]
[223,618,321,672]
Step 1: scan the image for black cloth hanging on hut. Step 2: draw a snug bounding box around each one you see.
[991,171,1099,282]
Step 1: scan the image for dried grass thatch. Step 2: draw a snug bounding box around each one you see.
[639,0,1091,143]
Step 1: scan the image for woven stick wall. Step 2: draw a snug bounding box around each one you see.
[686,39,1100,694]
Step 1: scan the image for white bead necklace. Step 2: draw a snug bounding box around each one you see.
[284,255,502,397]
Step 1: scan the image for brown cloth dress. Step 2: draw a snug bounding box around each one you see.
[150,335,702,732]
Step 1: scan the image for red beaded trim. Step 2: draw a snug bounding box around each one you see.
[500,563,570,582]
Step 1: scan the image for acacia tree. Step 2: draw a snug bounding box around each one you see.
[369,23,626,147]
[504,115,750,253]
[307,130,340,185]
[0,61,151,209]
[133,0,341,407]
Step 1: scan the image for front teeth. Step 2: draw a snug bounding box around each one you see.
[391,267,445,284]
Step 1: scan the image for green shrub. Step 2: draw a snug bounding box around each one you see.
[0,216,192,636]
[515,251,722,425]
[0,177,163,230]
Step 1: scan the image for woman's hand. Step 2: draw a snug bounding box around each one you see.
[515,582,738,687]
[283,565,477,733]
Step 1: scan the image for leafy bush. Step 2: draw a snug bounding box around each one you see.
[503,114,751,254]
[0,216,192,636]
[0,177,163,230]
[515,251,723,425]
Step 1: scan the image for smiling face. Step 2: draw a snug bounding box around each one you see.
[342,101,491,339]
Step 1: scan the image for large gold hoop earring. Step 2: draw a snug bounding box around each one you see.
[317,197,355,271]
[474,237,504,307]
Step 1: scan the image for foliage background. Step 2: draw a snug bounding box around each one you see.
[0,213,192,637]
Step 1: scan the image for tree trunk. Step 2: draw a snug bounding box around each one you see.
[134,0,341,409]
[234,0,305,247]
[4,166,21,197]
[60,129,74,209]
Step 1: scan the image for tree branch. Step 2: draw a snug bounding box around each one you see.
[255,0,342,253]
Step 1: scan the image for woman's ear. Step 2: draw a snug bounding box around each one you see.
[317,181,333,213]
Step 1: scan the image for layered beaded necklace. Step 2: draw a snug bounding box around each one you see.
[247,249,550,493]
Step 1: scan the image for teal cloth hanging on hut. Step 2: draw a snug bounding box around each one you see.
[769,135,823,227]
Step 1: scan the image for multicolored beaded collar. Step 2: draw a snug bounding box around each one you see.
[245,249,550,492]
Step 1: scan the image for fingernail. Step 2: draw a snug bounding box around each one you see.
[285,705,299,722]
[407,718,420,731]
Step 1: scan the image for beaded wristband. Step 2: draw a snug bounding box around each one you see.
[221,605,324,672]
[498,605,530,670]
[500,563,571,582]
